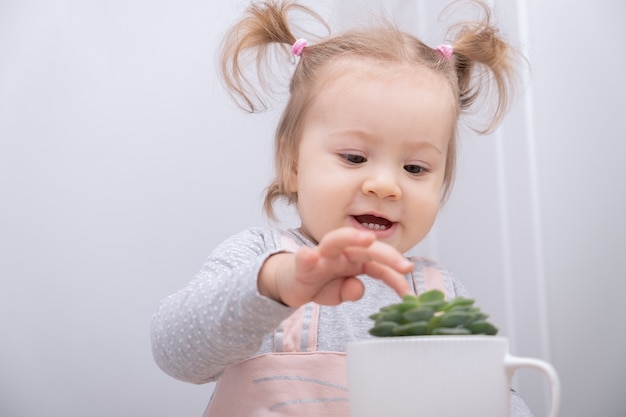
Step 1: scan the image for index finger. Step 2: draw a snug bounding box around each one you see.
[363,260,413,297]
[317,228,376,258]
[343,240,414,274]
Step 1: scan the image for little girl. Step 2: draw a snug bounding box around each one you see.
[151,1,533,416]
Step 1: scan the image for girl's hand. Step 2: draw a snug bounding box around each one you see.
[258,228,413,307]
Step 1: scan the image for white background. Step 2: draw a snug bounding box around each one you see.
[1,1,624,416]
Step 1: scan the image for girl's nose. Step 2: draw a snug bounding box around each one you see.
[361,172,402,200]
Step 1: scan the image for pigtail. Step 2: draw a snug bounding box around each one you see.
[445,1,519,133]
[220,1,328,112]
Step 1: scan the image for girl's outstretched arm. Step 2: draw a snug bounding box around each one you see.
[151,228,296,383]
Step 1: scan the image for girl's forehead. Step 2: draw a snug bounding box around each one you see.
[301,58,456,148]
[315,58,453,98]
[310,59,456,113]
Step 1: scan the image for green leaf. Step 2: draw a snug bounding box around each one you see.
[369,321,398,337]
[432,327,472,335]
[378,310,405,324]
[381,301,415,313]
[401,294,420,304]
[417,289,445,303]
[439,311,473,327]
[427,314,442,334]
[472,312,489,321]
[391,321,430,336]
[442,297,475,311]
[369,312,381,321]
[403,307,435,322]
[467,320,499,335]
[420,300,447,312]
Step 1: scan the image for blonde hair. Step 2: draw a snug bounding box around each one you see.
[220,0,519,219]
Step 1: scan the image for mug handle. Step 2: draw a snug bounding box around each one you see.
[504,354,561,417]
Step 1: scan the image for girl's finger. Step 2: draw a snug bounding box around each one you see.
[312,276,365,306]
[294,246,320,273]
[340,276,365,302]
[344,240,413,273]
[318,228,375,258]
[363,260,412,297]
[311,276,349,305]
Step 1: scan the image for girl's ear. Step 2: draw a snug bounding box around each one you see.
[285,159,298,193]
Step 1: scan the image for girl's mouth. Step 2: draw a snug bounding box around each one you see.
[353,214,393,231]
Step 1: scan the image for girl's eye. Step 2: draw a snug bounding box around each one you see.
[404,164,426,174]
[341,154,367,164]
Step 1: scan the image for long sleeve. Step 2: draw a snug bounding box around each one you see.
[150,228,295,384]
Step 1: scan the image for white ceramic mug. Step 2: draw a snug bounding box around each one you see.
[347,336,560,417]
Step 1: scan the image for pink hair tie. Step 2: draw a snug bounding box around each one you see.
[291,38,307,57]
[435,44,453,59]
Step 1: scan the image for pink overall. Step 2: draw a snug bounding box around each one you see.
[202,265,450,417]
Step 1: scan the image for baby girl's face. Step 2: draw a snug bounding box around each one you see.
[293,61,455,253]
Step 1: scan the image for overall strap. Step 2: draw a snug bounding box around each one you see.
[273,302,320,352]
[423,266,449,295]
[410,259,456,298]
[272,234,322,353]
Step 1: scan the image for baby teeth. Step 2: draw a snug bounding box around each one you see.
[362,223,388,230]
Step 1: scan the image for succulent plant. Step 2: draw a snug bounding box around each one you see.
[369,289,499,337]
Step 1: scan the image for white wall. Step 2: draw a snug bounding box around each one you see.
[528,1,626,416]
[0,1,278,416]
[1,1,624,416]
